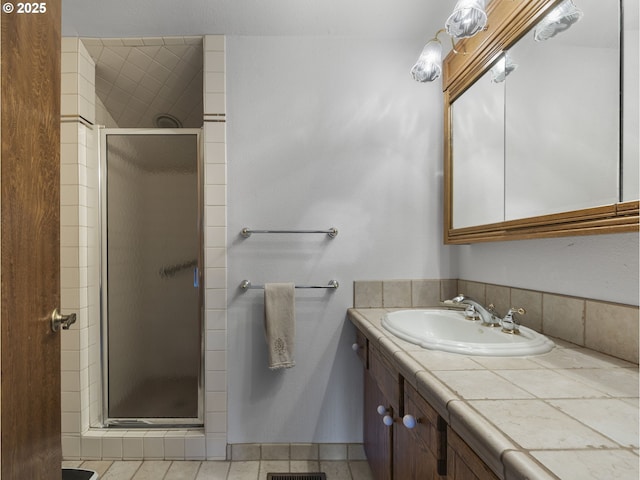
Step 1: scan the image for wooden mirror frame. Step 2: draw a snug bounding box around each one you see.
[443,0,639,244]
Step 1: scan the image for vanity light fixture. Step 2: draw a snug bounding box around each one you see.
[490,52,518,83]
[411,1,485,83]
[410,31,445,82]
[410,29,464,83]
[533,0,583,42]
[445,0,488,39]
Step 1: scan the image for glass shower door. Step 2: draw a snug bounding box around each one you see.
[101,129,202,425]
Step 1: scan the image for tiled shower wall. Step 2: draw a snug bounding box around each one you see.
[60,35,228,461]
[353,279,639,364]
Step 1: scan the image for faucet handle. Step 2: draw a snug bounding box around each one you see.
[464,304,480,321]
[501,307,526,334]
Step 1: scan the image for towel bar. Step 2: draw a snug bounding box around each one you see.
[240,227,338,238]
[240,280,339,291]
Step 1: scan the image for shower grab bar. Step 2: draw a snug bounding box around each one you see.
[240,227,338,238]
[159,259,198,278]
[239,280,339,291]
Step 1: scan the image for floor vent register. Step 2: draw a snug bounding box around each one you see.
[267,474,327,480]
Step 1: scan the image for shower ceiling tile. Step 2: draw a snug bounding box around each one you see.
[121,37,144,46]
[132,84,155,104]
[83,36,203,128]
[154,48,181,70]
[146,60,172,83]
[99,47,127,69]
[108,45,132,60]
[163,36,186,45]
[142,37,165,46]
[138,72,163,93]
[120,62,146,83]
[126,48,154,70]
[100,38,125,47]
[113,73,138,93]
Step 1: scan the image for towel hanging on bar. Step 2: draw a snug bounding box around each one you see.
[264,283,296,370]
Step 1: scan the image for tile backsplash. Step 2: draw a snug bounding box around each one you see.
[353,279,639,364]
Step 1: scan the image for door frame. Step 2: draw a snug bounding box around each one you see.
[98,128,204,427]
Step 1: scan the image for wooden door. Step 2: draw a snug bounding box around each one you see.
[1,1,62,478]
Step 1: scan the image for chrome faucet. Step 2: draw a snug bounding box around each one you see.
[449,294,500,327]
[449,294,527,332]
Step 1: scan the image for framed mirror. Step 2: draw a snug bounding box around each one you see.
[443,0,638,243]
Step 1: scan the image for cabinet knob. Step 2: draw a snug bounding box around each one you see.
[376,405,388,416]
[382,415,394,427]
[402,414,417,429]
[352,343,360,352]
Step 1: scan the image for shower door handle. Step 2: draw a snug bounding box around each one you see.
[51,308,77,332]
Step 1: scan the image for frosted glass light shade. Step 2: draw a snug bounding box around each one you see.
[445,0,487,38]
[534,0,583,42]
[490,53,518,83]
[411,40,443,82]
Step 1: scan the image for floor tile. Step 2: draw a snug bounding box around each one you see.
[226,461,259,480]
[101,461,142,480]
[164,461,201,480]
[80,460,114,476]
[195,461,231,479]
[320,461,352,480]
[258,460,290,477]
[349,460,374,480]
[131,461,171,479]
[67,457,365,480]
[290,460,320,472]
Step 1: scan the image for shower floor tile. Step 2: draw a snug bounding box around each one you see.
[110,377,198,419]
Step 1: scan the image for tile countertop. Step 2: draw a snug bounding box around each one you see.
[348,308,640,480]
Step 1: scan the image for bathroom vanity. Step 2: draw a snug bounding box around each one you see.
[349,307,639,479]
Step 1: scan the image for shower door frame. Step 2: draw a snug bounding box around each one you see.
[99,128,204,428]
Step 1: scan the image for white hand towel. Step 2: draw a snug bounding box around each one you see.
[264,283,296,369]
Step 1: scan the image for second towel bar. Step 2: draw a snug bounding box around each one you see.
[241,227,338,238]
[240,280,339,291]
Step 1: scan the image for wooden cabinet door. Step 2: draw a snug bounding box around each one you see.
[395,382,447,479]
[364,370,392,480]
[447,427,500,480]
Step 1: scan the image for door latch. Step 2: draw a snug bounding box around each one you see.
[51,308,77,332]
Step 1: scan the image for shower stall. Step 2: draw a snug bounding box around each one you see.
[100,129,203,427]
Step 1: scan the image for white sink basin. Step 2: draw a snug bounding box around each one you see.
[381,309,554,356]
